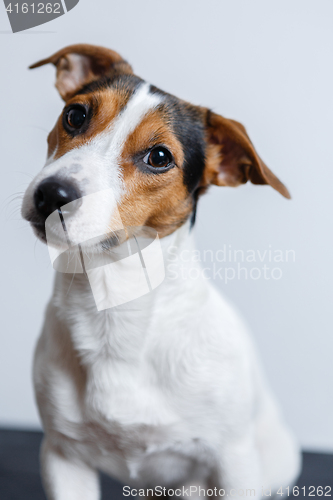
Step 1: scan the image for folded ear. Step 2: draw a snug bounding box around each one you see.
[29,44,133,101]
[203,111,290,199]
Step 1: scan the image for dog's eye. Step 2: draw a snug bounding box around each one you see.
[64,105,87,131]
[144,147,173,169]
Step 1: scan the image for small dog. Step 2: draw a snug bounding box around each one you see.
[22,44,301,500]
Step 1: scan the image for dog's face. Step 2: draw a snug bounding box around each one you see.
[22,44,290,249]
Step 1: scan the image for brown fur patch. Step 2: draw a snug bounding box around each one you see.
[200,143,223,186]
[48,88,131,160]
[116,168,192,238]
[112,111,193,237]
[204,111,291,198]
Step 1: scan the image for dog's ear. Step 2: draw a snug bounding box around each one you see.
[203,111,290,198]
[29,44,133,101]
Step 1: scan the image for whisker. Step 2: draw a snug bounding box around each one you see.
[2,192,24,206]
[6,209,23,221]
[23,124,49,134]
[13,171,35,180]
[1,194,25,219]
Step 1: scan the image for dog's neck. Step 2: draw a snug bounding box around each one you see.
[53,221,208,365]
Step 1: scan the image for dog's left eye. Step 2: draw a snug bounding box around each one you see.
[64,105,87,132]
[143,147,173,170]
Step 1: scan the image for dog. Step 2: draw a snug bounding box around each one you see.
[22,44,301,500]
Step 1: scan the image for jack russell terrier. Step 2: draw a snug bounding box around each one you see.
[22,44,301,500]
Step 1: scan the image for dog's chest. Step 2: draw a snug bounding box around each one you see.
[84,354,179,426]
[59,281,203,429]
[47,272,220,482]
[53,351,206,485]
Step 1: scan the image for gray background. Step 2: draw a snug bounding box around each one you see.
[0,0,332,451]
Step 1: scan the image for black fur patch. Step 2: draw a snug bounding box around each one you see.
[150,85,206,226]
[150,87,206,190]
[76,74,143,100]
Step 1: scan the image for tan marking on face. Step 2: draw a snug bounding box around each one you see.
[110,111,194,237]
[47,88,132,160]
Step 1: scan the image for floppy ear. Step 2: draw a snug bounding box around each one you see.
[29,44,133,101]
[203,111,290,199]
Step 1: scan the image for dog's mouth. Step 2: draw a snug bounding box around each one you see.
[28,217,132,254]
[24,210,69,248]
[32,223,47,242]
[25,201,159,273]
[27,216,125,251]
[23,212,47,242]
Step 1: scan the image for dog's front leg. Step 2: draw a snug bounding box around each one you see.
[40,438,100,500]
[213,434,263,500]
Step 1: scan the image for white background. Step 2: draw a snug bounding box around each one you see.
[0,0,332,451]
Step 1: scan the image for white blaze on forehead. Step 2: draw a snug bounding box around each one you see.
[106,82,163,157]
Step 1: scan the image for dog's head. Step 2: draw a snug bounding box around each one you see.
[22,44,290,249]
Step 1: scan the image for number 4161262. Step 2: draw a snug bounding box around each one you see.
[5,3,61,14]
[277,486,331,496]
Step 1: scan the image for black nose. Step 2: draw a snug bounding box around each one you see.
[34,177,81,219]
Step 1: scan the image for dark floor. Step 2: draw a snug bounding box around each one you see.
[0,429,332,499]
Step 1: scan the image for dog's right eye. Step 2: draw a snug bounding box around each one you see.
[64,105,87,133]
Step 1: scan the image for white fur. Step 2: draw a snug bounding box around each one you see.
[32,223,301,500]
